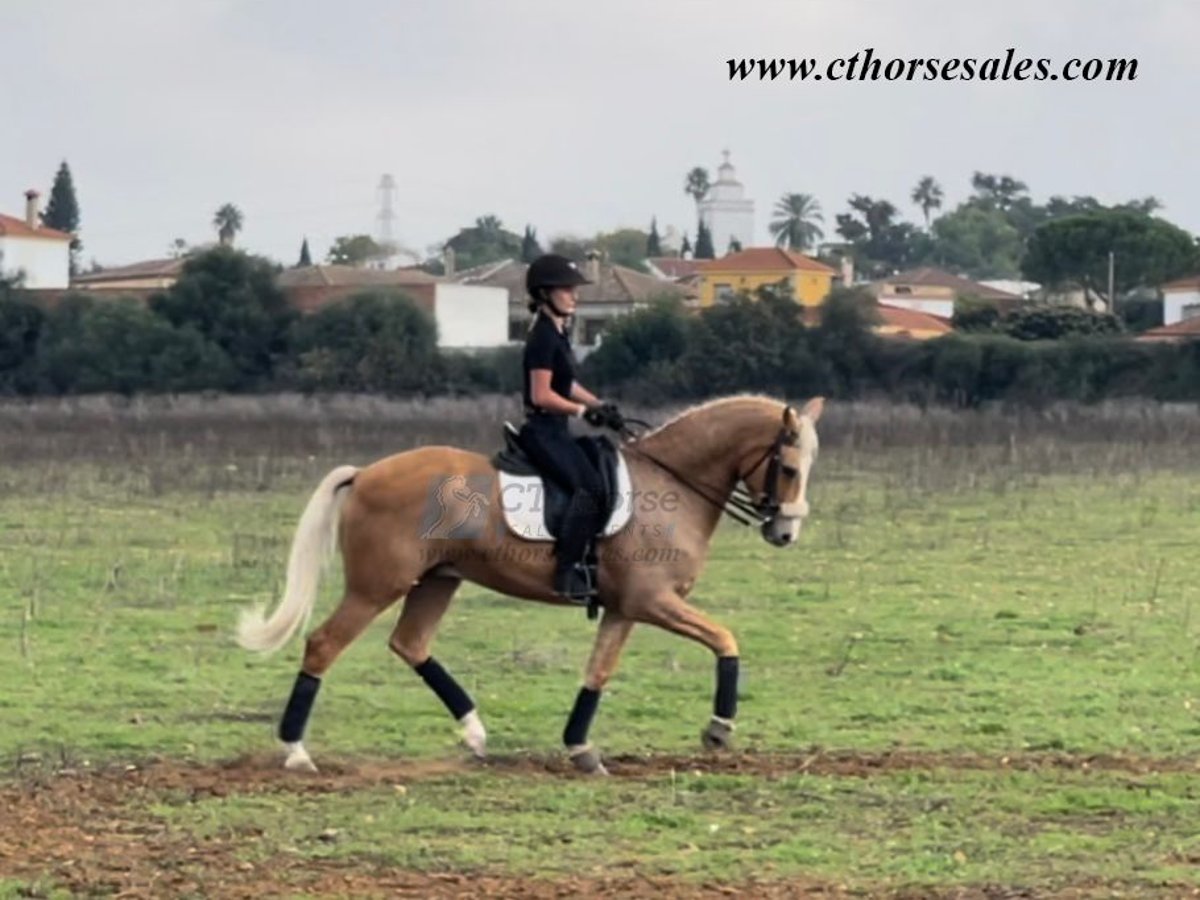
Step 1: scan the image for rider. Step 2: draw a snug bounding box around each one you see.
[520,253,621,602]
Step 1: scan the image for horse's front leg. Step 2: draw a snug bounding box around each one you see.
[564,609,634,774]
[632,591,739,752]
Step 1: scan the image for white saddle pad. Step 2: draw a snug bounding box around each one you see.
[498,452,634,542]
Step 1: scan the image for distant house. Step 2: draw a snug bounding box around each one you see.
[1136,316,1200,343]
[695,247,837,308]
[645,256,703,306]
[277,264,507,350]
[645,256,702,282]
[979,279,1040,300]
[1161,275,1200,326]
[0,191,71,288]
[71,257,186,292]
[449,255,690,355]
[870,267,1022,319]
[875,303,954,340]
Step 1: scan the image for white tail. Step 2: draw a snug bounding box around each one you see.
[236,465,358,654]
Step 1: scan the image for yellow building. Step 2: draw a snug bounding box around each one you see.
[695,247,836,307]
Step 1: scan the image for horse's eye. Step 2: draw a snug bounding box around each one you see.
[781,464,799,478]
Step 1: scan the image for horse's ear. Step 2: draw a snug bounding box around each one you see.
[801,396,825,423]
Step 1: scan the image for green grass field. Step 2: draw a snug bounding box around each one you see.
[1,400,1198,896]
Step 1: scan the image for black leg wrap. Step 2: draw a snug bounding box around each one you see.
[414,656,476,720]
[714,656,739,720]
[279,671,321,743]
[563,687,602,746]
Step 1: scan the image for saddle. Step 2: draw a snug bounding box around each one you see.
[491,422,633,542]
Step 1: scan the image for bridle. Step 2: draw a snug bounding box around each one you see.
[620,407,801,528]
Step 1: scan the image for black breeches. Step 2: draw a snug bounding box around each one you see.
[519,420,606,569]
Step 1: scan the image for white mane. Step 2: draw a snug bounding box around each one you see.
[641,394,786,439]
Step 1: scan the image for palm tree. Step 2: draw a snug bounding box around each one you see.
[911,176,944,230]
[213,203,244,246]
[684,167,711,206]
[768,193,824,251]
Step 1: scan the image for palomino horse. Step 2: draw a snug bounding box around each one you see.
[237,394,823,774]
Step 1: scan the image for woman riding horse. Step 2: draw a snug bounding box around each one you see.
[519,253,625,602]
[238,383,823,774]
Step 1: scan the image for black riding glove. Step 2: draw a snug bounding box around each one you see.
[584,406,609,428]
[600,402,626,431]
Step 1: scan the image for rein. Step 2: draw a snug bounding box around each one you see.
[615,413,792,528]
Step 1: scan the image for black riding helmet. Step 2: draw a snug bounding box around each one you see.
[526,254,591,314]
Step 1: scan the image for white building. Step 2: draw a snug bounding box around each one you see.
[429,283,509,349]
[0,191,71,288]
[1162,275,1200,325]
[698,151,755,255]
[276,264,509,350]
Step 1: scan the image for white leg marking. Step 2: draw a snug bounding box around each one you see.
[459,710,487,759]
[282,741,318,773]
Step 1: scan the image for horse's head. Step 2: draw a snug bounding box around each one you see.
[742,397,823,547]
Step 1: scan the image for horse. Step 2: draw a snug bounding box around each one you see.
[236,394,824,775]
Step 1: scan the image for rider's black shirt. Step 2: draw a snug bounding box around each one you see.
[523,313,577,416]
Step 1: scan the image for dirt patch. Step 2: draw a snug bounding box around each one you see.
[1,750,1197,899]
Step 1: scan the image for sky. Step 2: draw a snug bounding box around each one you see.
[3,0,1197,268]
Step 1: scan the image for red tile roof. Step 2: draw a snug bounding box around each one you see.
[876,303,954,336]
[697,247,836,274]
[0,214,71,241]
[1136,317,1200,342]
[647,257,703,279]
[72,257,186,283]
[878,267,1020,301]
[277,264,439,288]
[1161,274,1200,291]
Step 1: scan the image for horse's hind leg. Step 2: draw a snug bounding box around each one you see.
[386,574,485,757]
[278,590,394,772]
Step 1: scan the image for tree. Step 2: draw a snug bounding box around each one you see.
[1021,209,1199,309]
[911,176,944,230]
[36,294,234,394]
[43,161,82,274]
[769,193,824,251]
[684,167,711,205]
[582,299,690,394]
[549,236,588,262]
[298,237,313,267]
[836,195,928,277]
[444,215,522,270]
[288,290,438,393]
[970,172,1028,211]
[680,233,692,257]
[999,305,1123,341]
[930,204,1023,279]
[594,228,650,270]
[168,238,189,259]
[150,246,295,386]
[647,217,662,257]
[728,236,743,254]
[0,287,45,394]
[694,220,715,260]
[213,203,244,245]
[520,225,542,263]
[327,234,383,266]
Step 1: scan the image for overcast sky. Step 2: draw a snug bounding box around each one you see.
[4,0,1197,267]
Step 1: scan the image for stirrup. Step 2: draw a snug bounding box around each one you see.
[554,563,597,605]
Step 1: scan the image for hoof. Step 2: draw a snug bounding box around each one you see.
[459,710,488,760]
[700,717,735,752]
[567,745,609,776]
[282,742,318,773]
